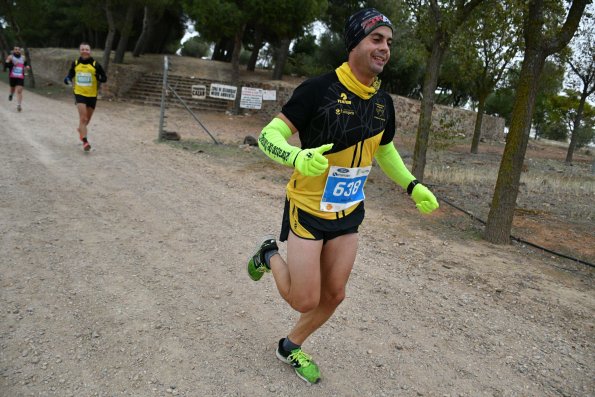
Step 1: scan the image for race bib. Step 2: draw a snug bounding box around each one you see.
[76,72,93,86]
[320,166,371,212]
[11,66,23,76]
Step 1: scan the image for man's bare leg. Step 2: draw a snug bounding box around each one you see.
[269,232,358,344]
[77,103,89,140]
[286,233,358,344]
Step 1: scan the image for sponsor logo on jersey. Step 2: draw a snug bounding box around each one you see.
[337,93,351,105]
[336,108,354,116]
[374,103,386,121]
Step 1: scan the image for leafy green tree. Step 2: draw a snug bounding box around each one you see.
[542,90,595,146]
[455,0,522,154]
[407,0,487,181]
[532,60,566,139]
[563,13,595,163]
[184,0,250,87]
[285,28,345,77]
[434,50,477,107]
[485,86,516,126]
[484,0,588,245]
[485,60,565,134]
[267,0,327,80]
[180,36,212,58]
[113,1,138,64]
[132,0,186,57]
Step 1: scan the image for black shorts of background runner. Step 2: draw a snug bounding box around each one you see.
[74,94,97,109]
[9,78,24,87]
[280,197,365,243]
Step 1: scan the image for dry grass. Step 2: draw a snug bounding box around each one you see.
[427,164,595,196]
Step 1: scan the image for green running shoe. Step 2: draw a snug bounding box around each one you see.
[247,236,278,281]
[276,339,321,384]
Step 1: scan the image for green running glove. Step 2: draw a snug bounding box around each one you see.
[294,143,334,176]
[411,184,439,214]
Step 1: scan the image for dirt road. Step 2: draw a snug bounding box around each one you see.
[1,83,593,396]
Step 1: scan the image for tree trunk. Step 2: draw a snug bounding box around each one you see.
[23,47,35,89]
[565,89,587,164]
[114,3,136,64]
[272,38,291,81]
[470,91,488,154]
[133,6,152,57]
[231,25,245,115]
[247,27,263,72]
[484,0,586,244]
[102,0,116,75]
[412,35,447,180]
[0,26,9,52]
[484,50,545,244]
[212,38,234,62]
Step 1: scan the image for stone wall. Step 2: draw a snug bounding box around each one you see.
[252,82,504,141]
[31,48,504,141]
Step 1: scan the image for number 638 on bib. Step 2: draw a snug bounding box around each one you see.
[320,166,371,212]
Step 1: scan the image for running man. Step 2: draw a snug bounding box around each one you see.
[64,42,107,151]
[247,8,439,384]
[5,46,30,112]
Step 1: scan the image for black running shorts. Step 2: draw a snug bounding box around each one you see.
[280,197,364,242]
[9,78,24,87]
[74,94,97,109]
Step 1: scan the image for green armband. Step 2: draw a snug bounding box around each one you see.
[258,118,301,166]
[375,143,416,189]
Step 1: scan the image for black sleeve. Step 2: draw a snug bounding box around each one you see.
[380,93,396,145]
[67,61,75,80]
[281,77,321,134]
[95,62,107,83]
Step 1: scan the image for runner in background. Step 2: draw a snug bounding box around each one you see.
[64,42,107,152]
[5,46,30,112]
[247,8,439,384]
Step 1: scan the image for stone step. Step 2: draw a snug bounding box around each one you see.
[121,72,242,113]
[126,91,230,109]
[123,96,231,112]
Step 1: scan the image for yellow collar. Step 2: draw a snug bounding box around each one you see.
[335,62,380,100]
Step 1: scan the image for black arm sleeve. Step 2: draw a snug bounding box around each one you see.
[380,94,396,145]
[66,61,76,80]
[95,63,107,83]
[280,73,335,140]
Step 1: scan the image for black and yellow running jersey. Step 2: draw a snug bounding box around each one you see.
[282,69,395,220]
[66,57,107,98]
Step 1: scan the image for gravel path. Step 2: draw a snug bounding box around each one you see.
[0,83,593,397]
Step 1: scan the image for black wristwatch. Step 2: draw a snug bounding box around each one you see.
[407,179,420,196]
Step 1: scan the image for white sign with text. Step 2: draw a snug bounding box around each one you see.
[240,87,263,109]
[191,85,207,99]
[209,83,237,100]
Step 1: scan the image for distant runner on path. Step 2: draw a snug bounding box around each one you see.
[5,46,30,112]
[64,42,107,152]
[247,8,439,384]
